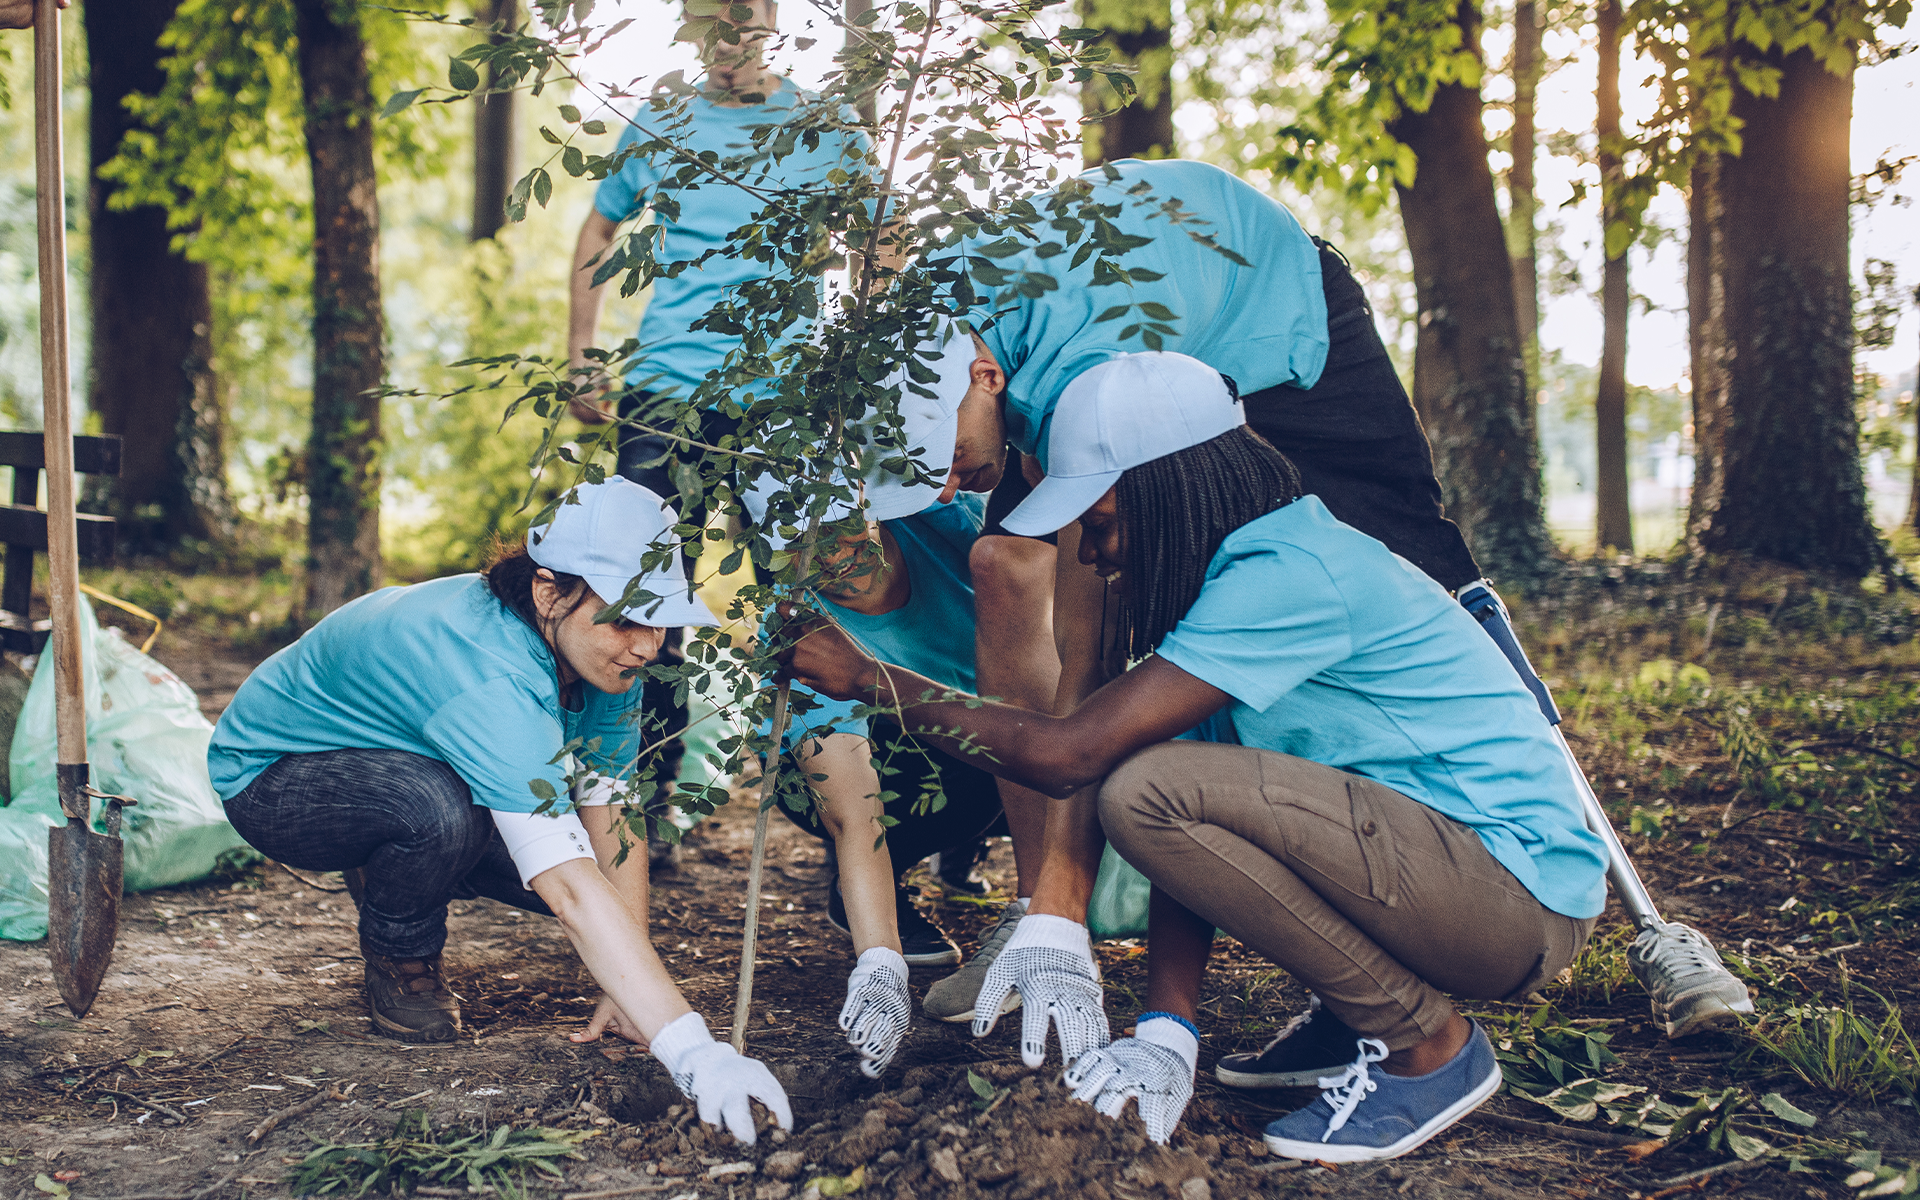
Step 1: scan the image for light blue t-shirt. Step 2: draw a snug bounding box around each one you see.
[1155,498,1607,919]
[780,497,983,746]
[208,576,644,814]
[594,79,871,399]
[963,159,1329,468]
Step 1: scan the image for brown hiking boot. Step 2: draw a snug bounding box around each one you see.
[362,950,462,1043]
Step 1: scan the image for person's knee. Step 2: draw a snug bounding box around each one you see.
[401,765,490,856]
[970,536,1053,609]
[1097,743,1198,852]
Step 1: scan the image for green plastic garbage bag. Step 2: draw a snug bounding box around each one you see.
[1087,841,1151,940]
[0,599,250,940]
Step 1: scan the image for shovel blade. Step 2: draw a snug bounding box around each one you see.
[47,819,123,1017]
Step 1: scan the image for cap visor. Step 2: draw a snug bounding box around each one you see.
[999,470,1123,537]
[864,410,959,522]
[591,574,720,628]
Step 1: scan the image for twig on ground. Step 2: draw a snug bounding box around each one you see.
[1465,1110,1647,1148]
[246,1086,341,1145]
[275,861,349,892]
[1652,1156,1773,1192]
[187,1036,254,1071]
[561,1184,676,1199]
[97,1089,188,1123]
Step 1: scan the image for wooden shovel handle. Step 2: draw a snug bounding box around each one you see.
[36,0,89,818]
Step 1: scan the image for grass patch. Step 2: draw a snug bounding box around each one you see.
[1739,977,1919,1102]
[288,1111,595,1197]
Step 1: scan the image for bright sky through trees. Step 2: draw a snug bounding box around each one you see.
[583,0,1918,393]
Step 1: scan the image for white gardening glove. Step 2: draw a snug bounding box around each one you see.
[1063,1015,1199,1145]
[972,913,1111,1068]
[839,947,911,1078]
[649,1012,794,1146]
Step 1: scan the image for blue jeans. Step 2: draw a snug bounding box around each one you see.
[222,749,553,959]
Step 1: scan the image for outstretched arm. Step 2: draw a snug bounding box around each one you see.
[779,612,1232,799]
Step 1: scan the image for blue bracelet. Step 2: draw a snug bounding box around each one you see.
[1136,1011,1200,1040]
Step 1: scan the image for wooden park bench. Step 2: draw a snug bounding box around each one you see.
[0,432,120,654]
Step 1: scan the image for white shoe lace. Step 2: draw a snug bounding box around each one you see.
[1258,994,1322,1055]
[1315,1038,1390,1140]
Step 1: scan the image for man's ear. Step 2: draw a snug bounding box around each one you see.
[970,352,1006,398]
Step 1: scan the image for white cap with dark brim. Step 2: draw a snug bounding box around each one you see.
[1000,352,1244,537]
[527,478,719,627]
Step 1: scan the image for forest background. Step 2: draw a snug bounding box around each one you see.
[0,0,1915,606]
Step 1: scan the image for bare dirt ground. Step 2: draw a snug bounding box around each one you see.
[1,601,1915,1200]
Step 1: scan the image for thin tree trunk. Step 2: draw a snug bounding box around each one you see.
[1688,41,1878,574]
[470,0,517,242]
[1906,285,1920,534]
[294,0,384,622]
[1507,0,1541,395]
[1079,0,1175,165]
[1594,0,1632,553]
[1387,2,1556,586]
[85,0,230,550]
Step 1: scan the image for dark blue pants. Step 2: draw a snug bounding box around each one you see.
[223,749,552,959]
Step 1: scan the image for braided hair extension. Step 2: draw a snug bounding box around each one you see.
[1113,426,1304,659]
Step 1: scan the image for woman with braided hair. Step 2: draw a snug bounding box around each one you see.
[779,352,1605,1160]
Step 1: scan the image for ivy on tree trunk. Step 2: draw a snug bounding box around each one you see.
[1387,4,1556,587]
[85,0,231,551]
[294,0,384,621]
[1687,42,1880,575]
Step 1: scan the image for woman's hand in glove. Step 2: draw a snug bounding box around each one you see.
[649,1012,794,1145]
[1063,1015,1199,1145]
[973,913,1111,1068]
[840,947,911,1078]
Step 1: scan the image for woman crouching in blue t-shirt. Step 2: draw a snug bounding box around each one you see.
[208,479,790,1145]
[779,353,1606,1161]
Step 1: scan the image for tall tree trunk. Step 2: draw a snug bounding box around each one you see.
[1507,0,1541,395]
[294,0,384,621]
[1387,3,1556,585]
[1687,42,1879,574]
[1906,285,1920,535]
[1594,0,1633,553]
[85,0,230,550]
[469,0,517,241]
[1079,0,1174,165]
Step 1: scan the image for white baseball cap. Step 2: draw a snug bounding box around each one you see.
[744,329,977,545]
[1001,352,1244,536]
[527,478,719,627]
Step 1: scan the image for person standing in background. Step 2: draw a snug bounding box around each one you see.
[565,0,871,850]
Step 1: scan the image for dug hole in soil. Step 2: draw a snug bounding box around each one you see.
[0,632,1911,1200]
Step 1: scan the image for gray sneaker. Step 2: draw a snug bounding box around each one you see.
[1628,922,1755,1038]
[922,899,1029,1024]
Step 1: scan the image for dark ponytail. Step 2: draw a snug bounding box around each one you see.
[482,538,588,630]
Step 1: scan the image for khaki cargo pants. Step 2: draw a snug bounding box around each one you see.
[1099,740,1595,1050]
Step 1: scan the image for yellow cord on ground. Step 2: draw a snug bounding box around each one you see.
[76,582,163,654]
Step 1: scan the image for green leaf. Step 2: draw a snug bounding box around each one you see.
[1758,1093,1817,1128]
[528,778,558,801]
[532,168,553,207]
[380,89,424,118]
[1093,304,1131,323]
[448,57,481,92]
[559,104,582,123]
[581,119,607,135]
[1725,1129,1770,1161]
[33,1177,69,1200]
[967,1069,996,1101]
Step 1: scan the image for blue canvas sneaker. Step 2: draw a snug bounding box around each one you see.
[1263,1020,1500,1163]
